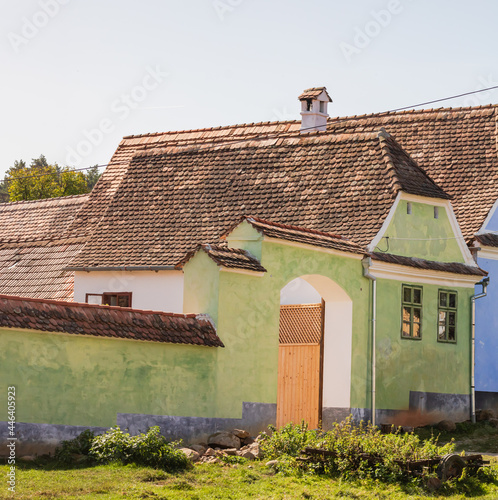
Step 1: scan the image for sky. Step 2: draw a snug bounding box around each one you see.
[1,0,498,179]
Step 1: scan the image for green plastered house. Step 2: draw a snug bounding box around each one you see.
[0,88,492,452]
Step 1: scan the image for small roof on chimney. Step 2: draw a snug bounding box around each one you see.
[298,87,332,102]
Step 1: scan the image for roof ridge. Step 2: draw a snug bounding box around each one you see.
[122,119,300,140]
[0,294,199,319]
[327,103,498,125]
[0,193,90,208]
[129,130,381,160]
[376,131,451,200]
[120,103,498,142]
[247,216,350,241]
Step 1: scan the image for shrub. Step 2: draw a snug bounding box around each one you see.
[260,421,322,460]
[259,416,455,483]
[89,426,190,472]
[55,429,96,464]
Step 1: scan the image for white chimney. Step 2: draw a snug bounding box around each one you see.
[298,87,332,133]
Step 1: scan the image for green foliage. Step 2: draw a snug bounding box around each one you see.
[0,180,8,202]
[85,164,102,191]
[260,421,323,460]
[90,426,190,472]
[260,416,455,484]
[55,429,96,464]
[4,155,102,201]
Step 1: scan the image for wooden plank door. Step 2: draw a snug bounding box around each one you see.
[277,303,323,429]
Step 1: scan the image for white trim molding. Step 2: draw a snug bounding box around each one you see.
[368,260,484,288]
[477,199,498,233]
[478,246,498,261]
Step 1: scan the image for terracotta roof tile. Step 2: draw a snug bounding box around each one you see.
[371,252,487,276]
[0,194,89,243]
[70,132,438,267]
[0,241,85,301]
[0,295,223,347]
[474,233,498,247]
[242,216,365,254]
[0,195,90,301]
[179,245,266,272]
[326,106,498,239]
[298,87,332,102]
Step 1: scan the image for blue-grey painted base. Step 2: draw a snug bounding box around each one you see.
[0,421,108,457]
[118,402,277,444]
[351,391,471,427]
[0,402,276,457]
[409,391,470,422]
[476,391,498,413]
[321,407,351,430]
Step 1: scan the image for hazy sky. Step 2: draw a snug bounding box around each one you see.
[1,0,497,178]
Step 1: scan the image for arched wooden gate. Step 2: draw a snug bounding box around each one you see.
[277,302,324,428]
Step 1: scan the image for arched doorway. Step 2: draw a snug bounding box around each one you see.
[277,275,353,428]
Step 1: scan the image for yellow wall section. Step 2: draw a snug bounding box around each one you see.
[378,200,465,263]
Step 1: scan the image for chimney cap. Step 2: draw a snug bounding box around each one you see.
[298,87,332,102]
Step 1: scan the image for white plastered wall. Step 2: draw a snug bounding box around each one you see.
[73,270,184,313]
[280,275,353,409]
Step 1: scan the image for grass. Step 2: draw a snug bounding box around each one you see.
[0,456,497,499]
[415,421,498,454]
[1,421,497,499]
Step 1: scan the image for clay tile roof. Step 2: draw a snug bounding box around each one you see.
[0,194,89,244]
[69,132,427,268]
[378,131,451,200]
[244,216,365,255]
[298,87,332,102]
[326,105,498,239]
[0,295,223,347]
[182,245,267,272]
[65,103,498,269]
[371,252,487,276]
[0,241,86,301]
[0,195,90,301]
[474,233,498,247]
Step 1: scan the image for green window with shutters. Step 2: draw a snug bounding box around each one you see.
[401,285,422,339]
[438,290,457,343]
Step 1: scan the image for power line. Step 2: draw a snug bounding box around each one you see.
[2,164,108,184]
[169,84,498,153]
[3,84,498,182]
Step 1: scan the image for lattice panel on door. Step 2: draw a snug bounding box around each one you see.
[279,303,323,344]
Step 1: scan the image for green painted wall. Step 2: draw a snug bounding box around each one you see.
[184,240,372,417]
[0,329,218,426]
[379,200,464,263]
[183,251,220,324]
[226,220,263,260]
[375,279,472,410]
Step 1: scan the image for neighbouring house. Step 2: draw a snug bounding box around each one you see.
[0,194,89,300]
[0,88,496,453]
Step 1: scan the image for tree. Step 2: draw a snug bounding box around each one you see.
[4,156,102,202]
[0,180,8,202]
[85,165,102,191]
